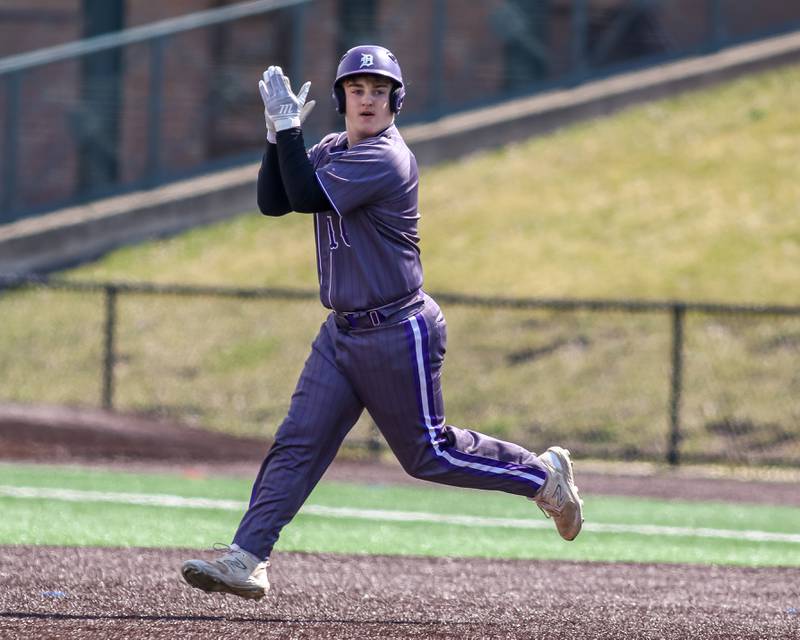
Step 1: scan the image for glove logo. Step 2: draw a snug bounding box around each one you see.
[279,104,293,115]
[359,53,374,68]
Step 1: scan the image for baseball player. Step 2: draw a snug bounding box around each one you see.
[181,45,583,601]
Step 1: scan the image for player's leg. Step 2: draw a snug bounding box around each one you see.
[343,294,583,539]
[233,316,363,557]
[345,301,545,497]
[182,317,363,597]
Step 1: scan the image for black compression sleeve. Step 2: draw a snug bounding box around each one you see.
[257,142,291,216]
[275,128,333,213]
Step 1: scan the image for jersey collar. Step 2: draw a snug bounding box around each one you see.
[338,124,398,150]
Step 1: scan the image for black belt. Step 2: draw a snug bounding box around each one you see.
[334,292,423,330]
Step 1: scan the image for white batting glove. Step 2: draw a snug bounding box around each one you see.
[296,83,316,125]
[258,76,278,144]
[263,66,303,131]
[259,67,316,142]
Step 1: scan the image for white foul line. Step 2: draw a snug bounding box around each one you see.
[1,485,799,544]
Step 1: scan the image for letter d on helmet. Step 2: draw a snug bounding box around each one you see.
[331,45,405,114]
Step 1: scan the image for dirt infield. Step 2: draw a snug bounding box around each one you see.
[3,403,800,506]
[1,546,798,639]
[1,403,799,638]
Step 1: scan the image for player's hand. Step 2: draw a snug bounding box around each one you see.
[259,68,316,142]
[258,73,278,144]
[261,66,315,133]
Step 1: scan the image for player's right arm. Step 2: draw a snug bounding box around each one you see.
[258,66,324,216]
[256,70,292,216]
[256,67,317,216]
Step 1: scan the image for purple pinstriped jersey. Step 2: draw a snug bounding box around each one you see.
[308,124,422,312]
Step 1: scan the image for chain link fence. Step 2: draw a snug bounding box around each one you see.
[2,275,798,466]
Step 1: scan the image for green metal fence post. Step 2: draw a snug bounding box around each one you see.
[102,285,118,410]
[289,2,307,96]
[368,421,383,459]
[2,72,21,221]
[429,0,446,118]
[570,0,588,83]
[667,304,686,465]
[146,36,165,186]
[707,0,725,52]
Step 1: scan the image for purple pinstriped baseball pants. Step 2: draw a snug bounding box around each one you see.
[233,292,548,560]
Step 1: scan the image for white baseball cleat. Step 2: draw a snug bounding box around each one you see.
[532,446,584,541]
[181,543,270,600]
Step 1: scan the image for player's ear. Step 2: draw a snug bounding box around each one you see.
[332,83,346,114]
[390,83,405,113]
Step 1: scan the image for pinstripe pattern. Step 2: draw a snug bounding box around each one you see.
[234,296,549,560]
[308,125,422,312]
[404,314,546,492]
[230,117,559,563]
[234,319,363,559]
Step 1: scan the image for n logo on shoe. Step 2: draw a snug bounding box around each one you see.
[223,558,248,571]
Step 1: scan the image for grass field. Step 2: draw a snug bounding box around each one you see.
[64,63,800,303]
[2,64,799,456]
[1,463,799,567]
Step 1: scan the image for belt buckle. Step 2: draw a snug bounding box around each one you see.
[368,310,381,327]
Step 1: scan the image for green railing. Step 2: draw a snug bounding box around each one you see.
[2,0,800,222]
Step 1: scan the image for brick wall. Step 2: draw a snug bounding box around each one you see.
[0,1,81,57]
[3,0,800,221]
[0,2,82,213]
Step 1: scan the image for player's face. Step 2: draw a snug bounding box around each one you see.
[343,76,394,144]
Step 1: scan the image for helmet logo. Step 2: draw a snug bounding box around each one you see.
[359,53,374,68]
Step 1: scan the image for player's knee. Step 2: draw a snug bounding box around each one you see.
[403,463,425,480]
[397,451,442,481]
[391,453,424,479]
[396,430,456,480]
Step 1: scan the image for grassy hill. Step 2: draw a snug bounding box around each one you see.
[3,63,800,461]
[68,62,800,305]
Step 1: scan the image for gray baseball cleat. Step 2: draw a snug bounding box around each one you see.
[181,543,270,600]
[532,446,584,541]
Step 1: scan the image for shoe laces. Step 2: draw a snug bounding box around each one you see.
[211,543,270,570]
[210,543,252,572]
[531,488,557,519]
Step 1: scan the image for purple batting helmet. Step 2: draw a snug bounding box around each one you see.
[331,45,405,114]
